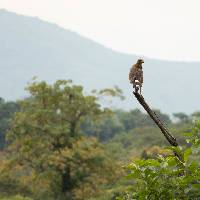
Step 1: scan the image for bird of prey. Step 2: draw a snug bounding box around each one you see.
[129,59,144,94]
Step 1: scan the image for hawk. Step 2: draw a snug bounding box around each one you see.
[129,59,144,94]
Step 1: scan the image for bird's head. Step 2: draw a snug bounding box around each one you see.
[137,59,144,64]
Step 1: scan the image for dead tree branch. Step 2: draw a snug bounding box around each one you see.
[133,91,184,162]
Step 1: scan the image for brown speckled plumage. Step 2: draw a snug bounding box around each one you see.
[129,59,144,93]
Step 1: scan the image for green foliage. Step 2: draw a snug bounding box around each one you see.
[0,98,19,149]
[173,112,191,124]
[82,109,172,142]
[191,111,200,121]
[0,79,199,200]
[141,145,172,159]
[115,109,171,132]
[1,80,119,200]
[0,195,32,200]
[119,122,200,200]
[82,114,124,141]
[109,127,169,160]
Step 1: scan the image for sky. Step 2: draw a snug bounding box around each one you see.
[0,0,200,61]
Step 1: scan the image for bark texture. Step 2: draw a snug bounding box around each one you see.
[133,91,184,162]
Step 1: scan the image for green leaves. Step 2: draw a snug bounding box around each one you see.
[183,148,192,162]
[0,195,33,200]
[0,99,19,149]
[120,122,200,200]
[2,80,120,199]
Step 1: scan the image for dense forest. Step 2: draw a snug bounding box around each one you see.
[0,80,199,200]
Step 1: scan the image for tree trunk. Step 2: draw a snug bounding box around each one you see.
[61,166,74,200]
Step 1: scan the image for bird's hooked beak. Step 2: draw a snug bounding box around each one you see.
[137,59,144,64]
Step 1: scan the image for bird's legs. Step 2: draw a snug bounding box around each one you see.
[133,80,141,94]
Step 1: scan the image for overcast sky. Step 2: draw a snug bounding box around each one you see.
[0,0,200,61]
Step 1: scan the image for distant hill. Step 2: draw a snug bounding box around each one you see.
[0,9,199,114]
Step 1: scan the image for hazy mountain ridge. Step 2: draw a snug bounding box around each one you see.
[0,9,199,113]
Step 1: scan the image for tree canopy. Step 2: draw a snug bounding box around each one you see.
[0,80,199,200]
[2,80,121,200]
